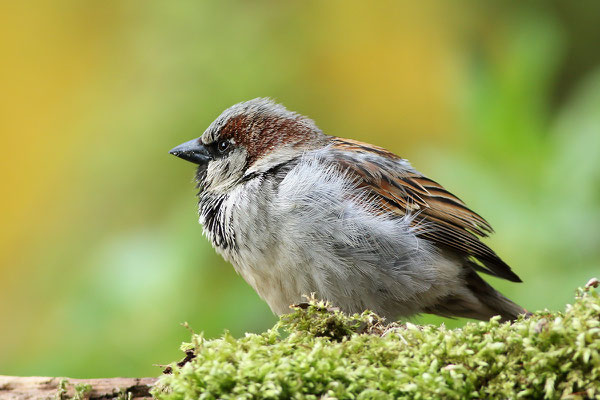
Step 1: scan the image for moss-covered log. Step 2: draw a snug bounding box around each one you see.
[154,285,600,399]
[3,283,599,399]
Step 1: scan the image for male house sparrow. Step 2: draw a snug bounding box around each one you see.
[170,98,527,322]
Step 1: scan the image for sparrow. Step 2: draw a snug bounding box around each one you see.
[170,98,527,322]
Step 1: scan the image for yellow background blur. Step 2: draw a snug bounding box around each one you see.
[1,1,599,378]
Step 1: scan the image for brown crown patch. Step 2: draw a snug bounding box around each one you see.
[218,113,323,166]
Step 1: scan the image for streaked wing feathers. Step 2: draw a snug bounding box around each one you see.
[330,138,522,283]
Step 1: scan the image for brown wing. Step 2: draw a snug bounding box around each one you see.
[330,137,522,283]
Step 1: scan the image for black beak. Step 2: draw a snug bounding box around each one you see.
[169,139,212,165]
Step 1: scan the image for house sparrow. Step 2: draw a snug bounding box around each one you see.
[170,98,527,322]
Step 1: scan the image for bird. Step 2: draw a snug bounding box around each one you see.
[169,98,527,322]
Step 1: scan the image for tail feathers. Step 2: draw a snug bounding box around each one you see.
[464,269,528,322]
[425,269,528,322]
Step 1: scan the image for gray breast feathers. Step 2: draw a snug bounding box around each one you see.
[211,151,449,317]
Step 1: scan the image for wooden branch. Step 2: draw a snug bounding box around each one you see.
[0,376,157,400]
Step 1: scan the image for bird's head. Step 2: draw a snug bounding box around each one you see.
[170,98,326,193]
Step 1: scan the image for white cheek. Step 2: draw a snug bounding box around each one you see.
[205,148,248,192]
[206,159,226,183]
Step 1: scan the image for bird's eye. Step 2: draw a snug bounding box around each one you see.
[217,139,230,153]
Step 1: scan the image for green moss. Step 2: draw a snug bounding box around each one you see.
[72,384,93,400]
[55,378,69,400]
[54,380,91,400]
[153,288,600,399]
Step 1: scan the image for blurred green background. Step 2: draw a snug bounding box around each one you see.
[1,1,599,378]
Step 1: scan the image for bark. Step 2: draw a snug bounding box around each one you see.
[0,375,157,400]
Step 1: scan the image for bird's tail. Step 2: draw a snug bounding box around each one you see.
[425,268,529,322]
[464,269,529,322]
